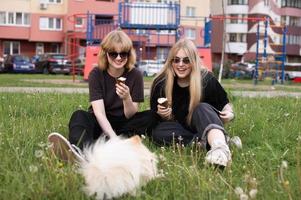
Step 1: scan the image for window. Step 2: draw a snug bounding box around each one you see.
[39,17,62,30]
[0,12,30,26]
[0,12,6,24]
[36,43,44,55]
[47,0,62,3]
[228,33,246,42]
[227,0,248,5]
[8,12,14,24]
[50,43,60,53]
[185,28,196,40]
[289,16,301,27]
[3,41,20,55]
[281,0,301,8]
[186,7,196,17]
[75,17,84,27]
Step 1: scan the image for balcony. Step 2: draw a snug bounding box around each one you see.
[225,42,247,54]
[226,5,249,14]
[226,23,248,33]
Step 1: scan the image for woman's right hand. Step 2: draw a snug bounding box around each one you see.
[157,104,173,120]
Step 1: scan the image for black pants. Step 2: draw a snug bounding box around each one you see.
[68,110,152,149]
[151,103,226,149]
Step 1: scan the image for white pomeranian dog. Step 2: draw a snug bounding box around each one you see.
[79,135,159,200]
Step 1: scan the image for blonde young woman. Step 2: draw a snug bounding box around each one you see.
[48,30,150,162]
[150,38,234,167]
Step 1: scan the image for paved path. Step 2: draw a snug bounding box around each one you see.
[1,87,301,97]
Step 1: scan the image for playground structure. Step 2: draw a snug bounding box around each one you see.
[65,2,291,85]
[66,2,215,81]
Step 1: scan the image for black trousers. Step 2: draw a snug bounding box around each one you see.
[151,103,226,149]
[68,110,152,149]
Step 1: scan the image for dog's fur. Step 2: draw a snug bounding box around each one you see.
[79,135,158,200]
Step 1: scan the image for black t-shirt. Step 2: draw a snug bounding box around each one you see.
[150,71,229,128]
[88,67,144,117]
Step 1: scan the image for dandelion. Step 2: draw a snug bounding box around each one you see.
[178,135,183,141]
[29,165,38,173]
[38,142,47,148]
[240,193,249,200]
[35,150,44,158]
[249,189,258,199]
[141,134,146,139]
[281,160,288,169]
[234,187,244,195]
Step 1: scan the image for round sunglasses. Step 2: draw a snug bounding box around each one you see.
[107,51,129,60]
[172,57,190,64]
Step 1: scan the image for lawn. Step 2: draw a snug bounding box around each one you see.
[0,92,300,199]
[1,74,301,93]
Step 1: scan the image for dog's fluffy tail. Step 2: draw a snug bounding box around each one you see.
[79,136,158,200]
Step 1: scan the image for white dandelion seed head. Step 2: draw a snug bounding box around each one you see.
[234,187,244,195]
[38,142,47,148]
[35,150,44,158]
[281,160,288,169]
[240,193,249,200]
[249,189,258,199]
[29,165,38,173]
[178,135,183,141]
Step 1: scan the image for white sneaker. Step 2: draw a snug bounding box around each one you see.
[205,144,232,167]
[48,132,84,163]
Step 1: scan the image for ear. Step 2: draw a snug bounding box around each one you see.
[130,135,141,144]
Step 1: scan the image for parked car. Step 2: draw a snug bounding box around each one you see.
[138,59,164,76]
[3,54,35,73]
[230,62,255,79]
[0,56,4,73]
[35,53,71,74]
[69,58,85,76]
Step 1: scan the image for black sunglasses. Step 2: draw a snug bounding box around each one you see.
[172,57,190,64]
[107,51,129,59]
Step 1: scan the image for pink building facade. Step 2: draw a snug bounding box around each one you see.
[0,0,207,62]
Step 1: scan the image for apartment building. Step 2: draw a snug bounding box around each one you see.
[0,0,210,61]
[210,0,301,65]
[0,0,67,56]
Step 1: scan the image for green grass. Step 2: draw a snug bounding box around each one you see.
[1,74,301,92]
[0,92,300,199]
[0,74,87,88]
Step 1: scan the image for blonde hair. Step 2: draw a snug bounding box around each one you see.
[98,29,136,71]
[153,38,207,124]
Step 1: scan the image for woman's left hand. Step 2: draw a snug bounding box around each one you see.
[219,110,234,123]
[116,82,130,100]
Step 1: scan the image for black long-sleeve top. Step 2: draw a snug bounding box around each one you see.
[150,71,229,130]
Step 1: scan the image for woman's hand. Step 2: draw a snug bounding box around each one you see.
[116,82,130,100]
[157,104,173,120]
[219,110,234,123]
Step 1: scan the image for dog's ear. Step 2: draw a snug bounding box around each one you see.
[130,135,141,144]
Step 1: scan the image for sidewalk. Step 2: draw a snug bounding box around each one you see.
[1,86,301,97]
